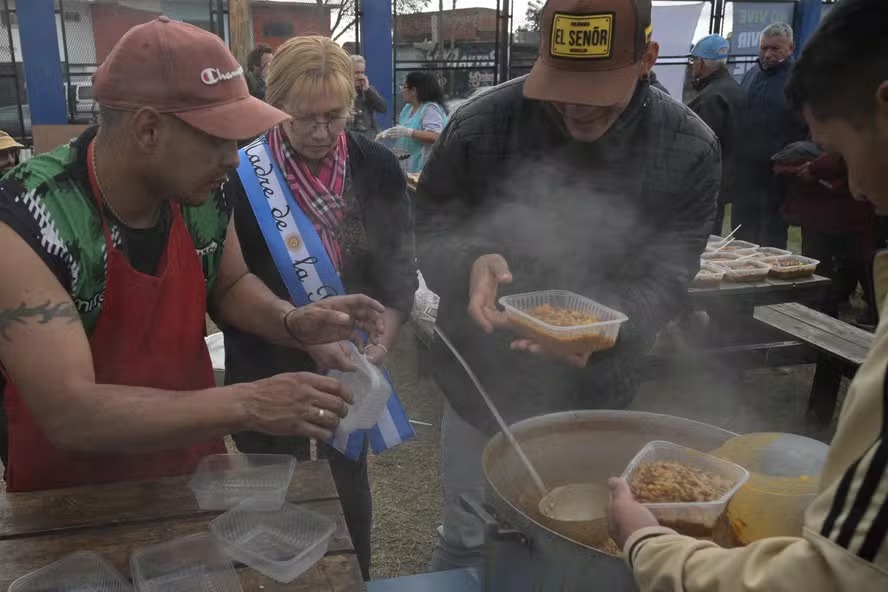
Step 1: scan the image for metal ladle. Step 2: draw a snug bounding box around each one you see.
[434,327,609,542]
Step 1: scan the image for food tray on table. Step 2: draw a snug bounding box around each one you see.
[750,246,791,261]
[621,441,750,536]
[767,255,820,279]
[190,453,296,511]
[499,290,628,356]
[10,551,133,592]
[693,263,726,288]
[210,502,336,584]
[715,240,759,254]
[719,259,771,283]
[701,252,741,265]
[131,533,242,592]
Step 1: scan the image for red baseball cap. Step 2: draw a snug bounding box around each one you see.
[93,16,288,140]
[524,0,653,106]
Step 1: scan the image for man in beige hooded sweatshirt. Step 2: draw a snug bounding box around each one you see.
[608,1,888,589]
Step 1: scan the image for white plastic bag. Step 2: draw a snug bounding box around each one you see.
[412,270,439,328]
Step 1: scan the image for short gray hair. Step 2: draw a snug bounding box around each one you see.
[350,54,366,67]
[761,22,794,42]
[701,57,728,68]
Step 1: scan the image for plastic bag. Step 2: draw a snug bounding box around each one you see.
[412,270,439,328]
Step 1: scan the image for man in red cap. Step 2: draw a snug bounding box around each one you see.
[0,17,384,491]
[416,0,720,571]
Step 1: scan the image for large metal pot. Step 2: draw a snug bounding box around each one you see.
[467,410,737,592]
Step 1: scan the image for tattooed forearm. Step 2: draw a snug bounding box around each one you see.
[0,301,80,340]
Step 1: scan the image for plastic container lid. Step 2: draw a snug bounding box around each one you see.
[130,533,242,592]
[9,551,133,592]
[189,453,296,511]
[621,441,750,532]
[209,502,336,584]
[328,342,390,432]
[499,290,628,356]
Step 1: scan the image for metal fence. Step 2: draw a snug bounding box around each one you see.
[0,0,26,142]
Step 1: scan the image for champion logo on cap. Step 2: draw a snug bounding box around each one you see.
[200,65,244,86]
[550,12,615,59]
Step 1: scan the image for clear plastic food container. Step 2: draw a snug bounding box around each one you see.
[751,247,791,261]
[189,453,296,511]
[693,263,726,288]
[209,502,336,584]
[130,533,242,592]
[328,343,390,432]
[701,251,741,265]
[767,255,820,279]
[719,259,771,282]
[9,551,133,592]
[717,240,759,254]
[707,234,725,246]
[621,441,750,535]
[499,290,628,356]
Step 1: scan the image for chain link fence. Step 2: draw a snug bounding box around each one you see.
[0,0,27,142]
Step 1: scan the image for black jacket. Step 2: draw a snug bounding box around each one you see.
[349,87,388,138]
[221,132,417,384]
[734,60,808,199]
[416,77,720,435]
[688,68,747,203]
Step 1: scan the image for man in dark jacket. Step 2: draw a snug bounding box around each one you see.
[687,34,747,235]
[416,0,719,571]
[733,23,808,247]
[348,55,387,138]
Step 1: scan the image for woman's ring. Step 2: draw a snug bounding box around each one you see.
[318,409,326,419]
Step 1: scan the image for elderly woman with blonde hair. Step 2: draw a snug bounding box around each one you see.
[219,36,417,579]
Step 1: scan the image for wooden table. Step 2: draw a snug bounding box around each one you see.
[689,274,831,309]
[0,461,365,591]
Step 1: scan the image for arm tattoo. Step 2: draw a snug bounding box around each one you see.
[0,301,80,340]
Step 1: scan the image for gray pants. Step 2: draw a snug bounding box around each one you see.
[430,400,489,572]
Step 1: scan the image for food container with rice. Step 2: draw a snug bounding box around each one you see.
[701,252,741,265]
[717,240,759,254]
[621,441,749,537]
[499,290,628,356]
[693,263,725,288]
[719,259,771,283]
[751,246,791,261]
[768,255,820,279]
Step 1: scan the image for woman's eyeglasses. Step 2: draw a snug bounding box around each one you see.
[289,115,348,133]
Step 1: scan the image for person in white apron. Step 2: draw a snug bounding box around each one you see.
[378,71,448,173]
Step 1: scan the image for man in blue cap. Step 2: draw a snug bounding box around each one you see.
[688,34,747,235]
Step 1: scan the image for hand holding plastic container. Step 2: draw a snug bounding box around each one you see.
[328,342,390,433]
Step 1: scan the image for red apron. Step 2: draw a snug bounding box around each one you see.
[3,140,224,491]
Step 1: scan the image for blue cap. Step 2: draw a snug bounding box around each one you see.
[690,34,730,60]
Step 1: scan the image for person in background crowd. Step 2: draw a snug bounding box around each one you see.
[220,36,417,580]
[348,55,387,138]
[610,2,888,589]
[687,34,747,235]
[773,142,877,325]
[732,22,808,248]
[245,43,273,102]
[0,131,23,175]
[377,71,448,173]
[417,0,719,572]
[0,18,385,492]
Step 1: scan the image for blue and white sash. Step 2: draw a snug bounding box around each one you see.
[237,136,415,460]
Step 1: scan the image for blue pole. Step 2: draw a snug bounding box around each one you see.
[794,0,822,57]
[18,0,67,125]
[361,0,394,128]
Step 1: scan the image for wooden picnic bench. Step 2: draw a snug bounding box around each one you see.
[0,460,365,591]
[755,303,873,423]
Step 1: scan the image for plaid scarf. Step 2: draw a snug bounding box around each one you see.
[268,125,348,271]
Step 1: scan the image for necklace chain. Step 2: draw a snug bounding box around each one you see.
[90,142,128,224]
